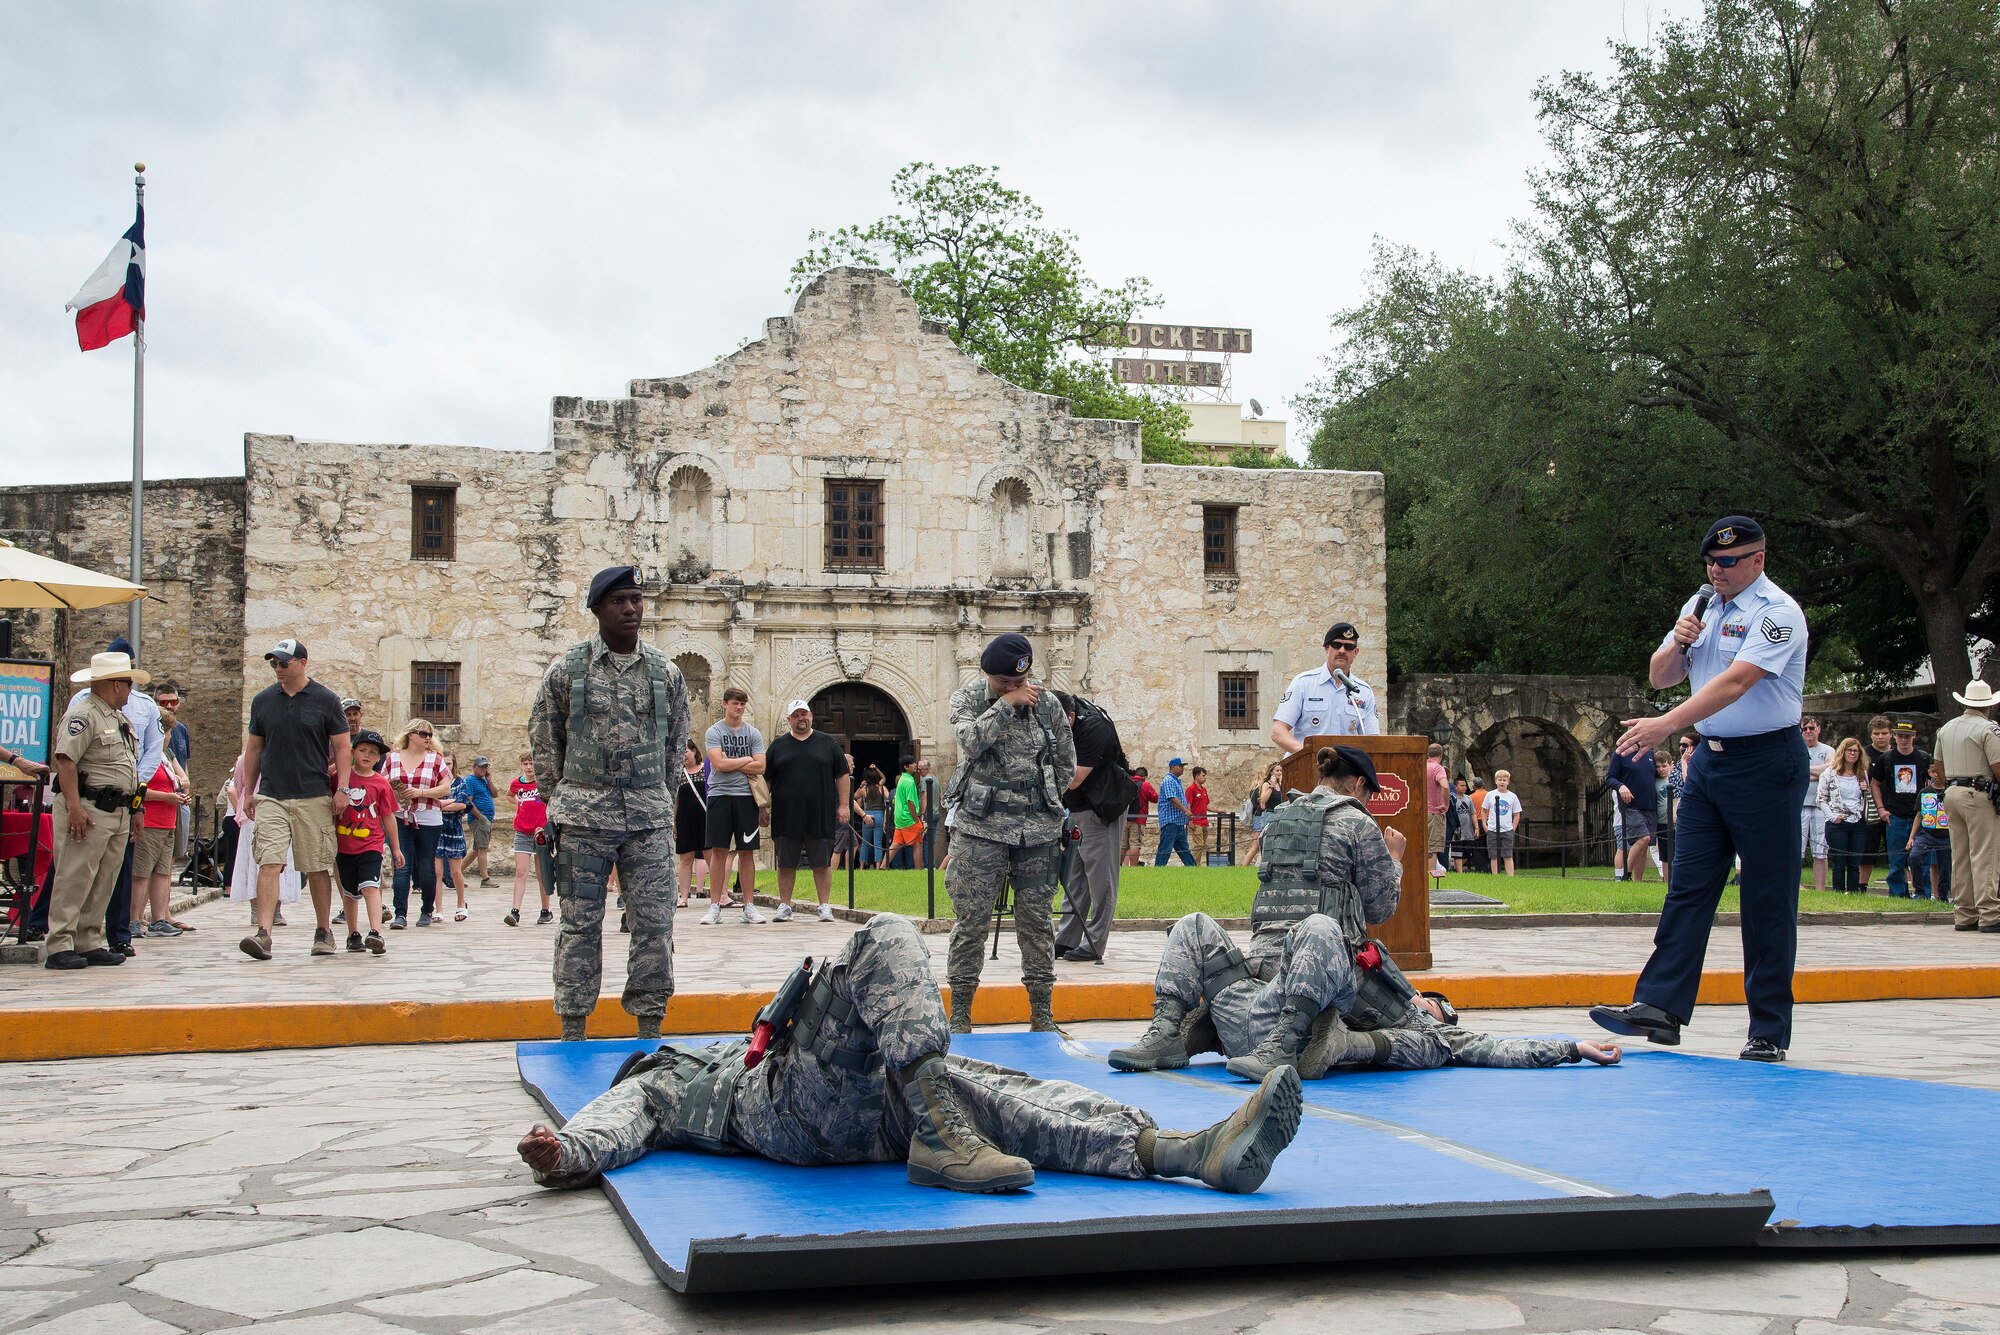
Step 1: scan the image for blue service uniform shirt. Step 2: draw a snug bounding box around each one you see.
[1660,574,1808,736]
[1273,665,1380,738]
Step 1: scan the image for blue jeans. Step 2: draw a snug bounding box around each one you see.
[1827,819,1865,893]
[1910,837,1953,900]
[1885,814,1916,896]
[392,822,440,918]
[1153,823,1194,866]
[861,818,885,866]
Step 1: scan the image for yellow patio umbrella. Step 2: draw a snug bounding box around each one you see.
[0,536,145,611]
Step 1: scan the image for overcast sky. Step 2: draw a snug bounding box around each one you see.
[1,2,1697,485]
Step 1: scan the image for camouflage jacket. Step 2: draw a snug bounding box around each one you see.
[528,634,689,832]
[945,680,1076,846]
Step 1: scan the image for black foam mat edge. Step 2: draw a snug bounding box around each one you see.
[1761,1222,2000,1249]
[671,1192,1776,1295]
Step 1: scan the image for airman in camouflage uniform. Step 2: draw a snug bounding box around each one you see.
[529,567,691,1042]
[943,634,1076,1033]
[518,913,1304,1195]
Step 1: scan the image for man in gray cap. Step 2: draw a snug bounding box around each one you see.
[942,633,1076,1033]
[529,566,691,1041]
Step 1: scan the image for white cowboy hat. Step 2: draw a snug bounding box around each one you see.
[1953,680,1999,708]
[69,651,150,686]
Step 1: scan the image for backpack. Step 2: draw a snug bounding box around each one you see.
[1067,695,1139,824]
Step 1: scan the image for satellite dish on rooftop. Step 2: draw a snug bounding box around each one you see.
[1248,398,1265,418]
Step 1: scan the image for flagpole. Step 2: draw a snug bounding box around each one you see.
[129,162,145,656]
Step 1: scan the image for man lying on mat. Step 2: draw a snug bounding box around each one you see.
[518,913,1303,1195]
[1108,745,1622,1079]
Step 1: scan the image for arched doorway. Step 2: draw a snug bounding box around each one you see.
[1466,716,1599,870]
[810,683,912,783]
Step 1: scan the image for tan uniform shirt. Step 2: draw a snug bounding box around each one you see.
[56,690,138,795]
[1934,709,2000,779]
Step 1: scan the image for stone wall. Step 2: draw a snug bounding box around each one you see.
[0,478,245,797]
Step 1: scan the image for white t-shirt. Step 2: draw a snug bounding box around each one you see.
[1481,789,1522,833]
[1803,741,1834,807]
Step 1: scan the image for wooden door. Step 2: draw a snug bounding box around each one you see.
[1281,734,1434,971]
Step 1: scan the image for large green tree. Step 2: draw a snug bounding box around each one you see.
[792,163,1196,462]
[1309,0,2000,706]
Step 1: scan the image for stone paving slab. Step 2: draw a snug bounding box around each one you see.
[3,999,1999,1331]
[3,887,1996,1012]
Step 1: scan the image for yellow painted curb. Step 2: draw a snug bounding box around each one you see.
[6,964,1999,1062]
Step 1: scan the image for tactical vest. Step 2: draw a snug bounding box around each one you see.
[562,642,670,793]
[946,685,1066,815]
[1251,790,1368,943]
[613,1039,750,1156]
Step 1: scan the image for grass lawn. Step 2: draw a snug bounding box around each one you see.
[739,864,1950,920]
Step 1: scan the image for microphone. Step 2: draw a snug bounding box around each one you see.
[1684,583,1715,657]
[1331,668,1360,697]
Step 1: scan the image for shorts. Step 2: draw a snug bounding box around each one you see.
[1486,827,1516,861]
[773,834,834,870]
[833,825,858,856]
[132,825,177,877]
[1620,808,1656,840]
[1121,820,1147,854]
[705,794,762,851]
[253,795,336,875]
[336,849,384,898]
[513,829,542,856]
[1426,812,1445,855]
[1800,807,1828,858]
[468,811,492,852]
[675,794,708,855]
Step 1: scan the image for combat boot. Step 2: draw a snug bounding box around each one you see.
[1108,997,1193,1071]
[1027,985,1057,1032]
[1225,995,1322,1080]
[1141,1065,1303,1193]
[560,1017,587,1042]
[898,1055,1034,1192]
[949,986,975,1034]
[1297,1010,1388,1079]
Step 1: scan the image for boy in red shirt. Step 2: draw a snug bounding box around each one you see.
[335,729,402,953]
[1187,765,1212,866]
[135,762,188,936]
[507,752,555,927]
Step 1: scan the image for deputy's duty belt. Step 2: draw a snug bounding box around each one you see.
[1947,777,1994,791]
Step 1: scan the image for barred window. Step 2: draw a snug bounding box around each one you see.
[824,479,884,570]
[1218,672,1258,730]
[411,661,461,725]
[1203,506,1237,576]
[412,485,457,561]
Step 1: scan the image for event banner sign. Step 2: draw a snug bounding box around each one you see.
[0,660,55,770]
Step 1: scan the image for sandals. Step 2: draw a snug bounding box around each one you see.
[454,907,469,922]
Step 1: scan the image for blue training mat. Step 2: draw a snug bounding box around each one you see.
[516,1032,1774,1293]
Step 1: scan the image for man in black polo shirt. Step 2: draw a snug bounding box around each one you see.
[1870,719,1933,900]
[1054,692,1134,964]
[239,638,352,961]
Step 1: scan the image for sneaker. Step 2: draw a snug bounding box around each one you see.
[117,941,137,957]
[773,902,794,923]
[503,909,520,927]
[345,932,363,953]
[480,878,497,888]
[454,907,469,922]
[701,903,723,925]
[332,908,346,925]
[273,909,288,927]
[146,920,182,937]
[391,915,407,930]
[817,903,836,923]
[1429,861,1447,879]
[416,912,433,927]
[740,904,766,924]
[365,931,385,955]
[536,909,554,925]
[311,928,336,957]
[240,929,272,960]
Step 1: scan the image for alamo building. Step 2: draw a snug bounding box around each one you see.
[2,269,1384,805]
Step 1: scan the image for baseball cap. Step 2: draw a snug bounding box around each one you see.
[1892,720,1916,733]
[340,698,361,711]
[473,754,491,766]
[264,638,307,664]
[1168,757,1185,767]
[351,728,389,753]
[784,698,813,717]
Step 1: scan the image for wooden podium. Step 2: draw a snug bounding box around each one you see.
[1282,734,1433,971]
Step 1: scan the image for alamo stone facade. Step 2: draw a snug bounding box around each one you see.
[7,269,1385,814]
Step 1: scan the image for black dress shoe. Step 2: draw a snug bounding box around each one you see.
[1058,948,1097,963]
[1740,1037,1786,1062]
[1589,1002,1682,1045]
[83,947,127,966]
[44,950,87,970]
[1982,924,2000,934]
[1956,922,1981,931]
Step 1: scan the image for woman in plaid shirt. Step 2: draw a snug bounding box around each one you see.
[384,719,453,928]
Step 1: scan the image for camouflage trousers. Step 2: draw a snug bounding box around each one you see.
[1154,912,1356,1057]
[553,823,676,1022]
[1346,1003,1581,1071]
[545,914,1151,1183]
[945,832,1063,992]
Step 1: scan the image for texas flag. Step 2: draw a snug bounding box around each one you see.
[64,206,146,351]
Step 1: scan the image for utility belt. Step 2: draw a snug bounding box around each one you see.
[1946,778,1993,791]
[77,782,138,814]
[1349,939,1420,1029]
[788,965,885,1075]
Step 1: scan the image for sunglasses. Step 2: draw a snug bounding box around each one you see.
[1327,641,1359,651]
[413,731,434,738]
[1704,549,1765,568]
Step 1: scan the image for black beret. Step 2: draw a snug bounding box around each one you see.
[1701,516,1765,555]
[980,633,1034,676]
[1324,622,1360,646]
[1330,744,1381,793]
[586,565,642,609]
